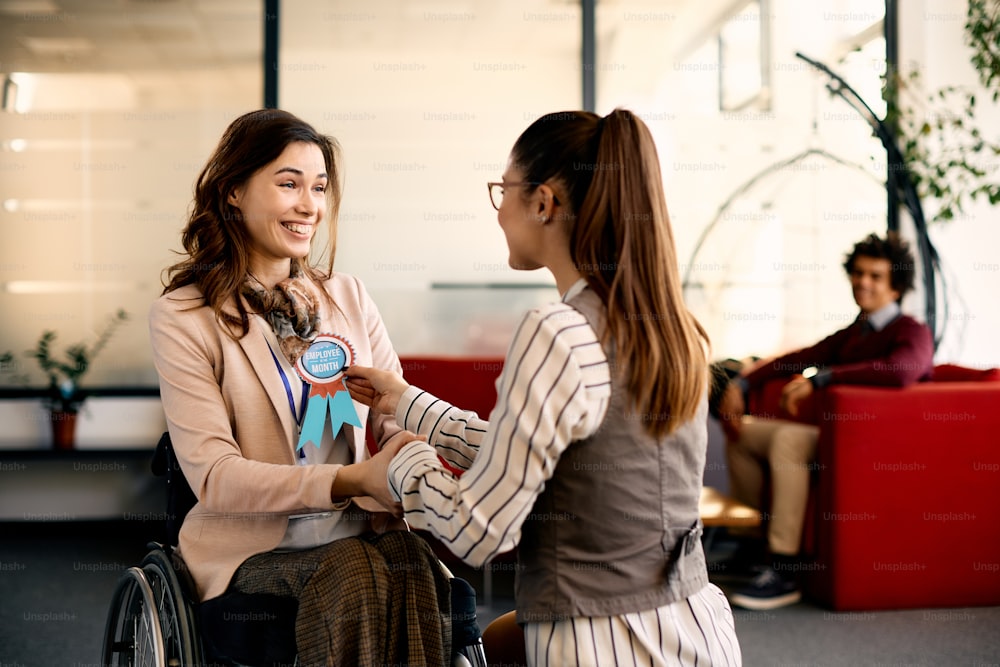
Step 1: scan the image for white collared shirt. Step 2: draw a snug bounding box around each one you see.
[256,317,368,550]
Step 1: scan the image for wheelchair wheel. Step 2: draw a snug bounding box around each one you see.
[102,546,202,666]
[141,548,202,666]
[102,566,164,666]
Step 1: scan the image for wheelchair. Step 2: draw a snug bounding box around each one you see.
[102,432,488,667]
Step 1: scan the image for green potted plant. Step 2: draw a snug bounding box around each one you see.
[885,0,1000,223]
[24,309,129,449]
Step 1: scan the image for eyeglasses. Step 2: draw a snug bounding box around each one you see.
[486,181,559,211]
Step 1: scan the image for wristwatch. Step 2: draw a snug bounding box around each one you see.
[802,366,833,388]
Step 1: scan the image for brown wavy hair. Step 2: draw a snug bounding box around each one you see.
[162,109,342,338]
[510,109,709,437]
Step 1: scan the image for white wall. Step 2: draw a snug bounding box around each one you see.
[598,0,895,361]
[277,0,999,367]
[901,0,1000,369]
[279,0,584,356]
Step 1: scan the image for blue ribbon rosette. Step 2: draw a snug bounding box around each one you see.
[294,333,361,450]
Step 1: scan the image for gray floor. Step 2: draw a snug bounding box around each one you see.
[1,521,998,666]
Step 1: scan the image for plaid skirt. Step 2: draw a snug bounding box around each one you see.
[222,530,452,667]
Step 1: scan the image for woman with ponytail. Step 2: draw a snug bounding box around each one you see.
[347,109,742,666]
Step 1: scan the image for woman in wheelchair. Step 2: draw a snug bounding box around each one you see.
[139,109,473,666]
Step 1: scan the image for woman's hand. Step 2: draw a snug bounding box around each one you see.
[344,365,409,417]
[335,429,425,515]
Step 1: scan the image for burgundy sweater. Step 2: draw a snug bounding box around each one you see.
[744,313,934,390]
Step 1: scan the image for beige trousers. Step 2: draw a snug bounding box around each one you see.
[725,416,819,556]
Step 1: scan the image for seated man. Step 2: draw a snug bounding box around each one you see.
[716,232,934,610]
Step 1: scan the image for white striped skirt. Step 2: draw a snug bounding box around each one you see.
[523,583,742,667]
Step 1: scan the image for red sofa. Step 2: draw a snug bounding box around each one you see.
[399,356,504,421]
[748,364,1000,611]
[364,356,504,458]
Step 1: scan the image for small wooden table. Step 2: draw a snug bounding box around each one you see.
[699,486,762,555]
[699,486,761,528]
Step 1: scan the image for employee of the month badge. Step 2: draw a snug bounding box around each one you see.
[294,333,361,451]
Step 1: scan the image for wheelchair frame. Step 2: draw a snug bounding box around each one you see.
[101,433,486,667]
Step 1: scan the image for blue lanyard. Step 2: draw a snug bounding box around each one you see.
[266,344,310,458]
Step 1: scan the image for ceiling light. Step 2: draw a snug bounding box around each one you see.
[20,37,96,57]
[3,281,146,294]
[0,1,60,16]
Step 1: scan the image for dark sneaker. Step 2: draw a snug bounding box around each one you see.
[730,566,801,610]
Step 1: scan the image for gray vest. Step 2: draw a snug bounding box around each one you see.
[515,287,709,623]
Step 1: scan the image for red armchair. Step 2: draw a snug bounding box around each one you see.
[363,356,503,461]
[748,365,1000,610]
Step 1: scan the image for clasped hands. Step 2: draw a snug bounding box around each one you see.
[337,366,422,522]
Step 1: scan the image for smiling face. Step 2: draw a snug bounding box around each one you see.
[495,161,546,272]
[228,141,329,286]
[849,255,901,314]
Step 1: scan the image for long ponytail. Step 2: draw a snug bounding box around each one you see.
[512,109,709,437]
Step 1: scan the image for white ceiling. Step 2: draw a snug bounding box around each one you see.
[0,0,260,73]
[0,0,737,113]
[0,0,726,73]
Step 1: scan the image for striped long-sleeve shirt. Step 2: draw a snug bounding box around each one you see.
[387,281,742,666]
[388,281,611,567]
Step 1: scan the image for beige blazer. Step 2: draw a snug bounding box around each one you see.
[148,272,402,601]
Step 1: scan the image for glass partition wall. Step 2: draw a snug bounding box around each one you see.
[2,0,897,382]
[0,1,262,387]
[278,0,892,360]
[278,0,583,356]
[17,0,994,453]
[596,0,890,359]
